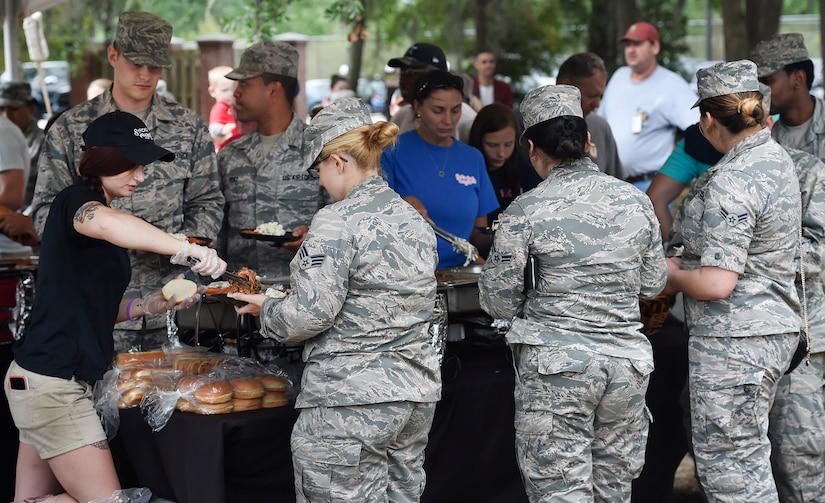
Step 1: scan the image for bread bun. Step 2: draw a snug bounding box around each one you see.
[262,392,289,408]
[194,381,233,404]
[162,278,198,304]
[196,401,234,414]
[116,378,150,393]
[257,375,288,392]
[231,378,265,399]
[120,387,145,407]
[117,350,165,368]
[232,397,262,412]
[176,397,199,413]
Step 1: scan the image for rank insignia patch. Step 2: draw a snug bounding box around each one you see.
[720,207,747,226]
[297,245,325,269]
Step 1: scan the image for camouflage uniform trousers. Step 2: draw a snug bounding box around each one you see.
[769,351,825,503]
[510,344,652,503]
[113,327,171,353]
[291,401,437,503]
[688,333,796,503]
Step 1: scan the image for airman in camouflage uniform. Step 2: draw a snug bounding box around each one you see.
[478,85,666,502]
[249,98,440,502]
[767,147,825,503]
[669,60,801,502]
[31,12,224,351]
[750,33,825,162]
[218,41,325,278]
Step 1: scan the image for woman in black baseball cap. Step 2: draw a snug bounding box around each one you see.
[5,111,227,503]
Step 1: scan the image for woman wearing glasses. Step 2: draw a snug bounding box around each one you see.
[665,60,801,501]
[381,69,498,268]
[233,98,441,502]
[478,85,667,501]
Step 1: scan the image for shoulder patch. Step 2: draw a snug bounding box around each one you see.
[297,245,325,269]
[720,206,748,226]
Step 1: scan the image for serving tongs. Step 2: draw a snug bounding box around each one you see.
[427,220,480,266]
[186,257,253,290]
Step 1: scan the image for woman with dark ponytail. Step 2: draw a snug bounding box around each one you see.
[479,85,667,501]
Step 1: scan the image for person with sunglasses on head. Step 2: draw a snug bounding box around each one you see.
[5,111,227,503]
[381,69,498,269]
[387,43,477,143]
[664,60,801,501]
[232,97,440,502]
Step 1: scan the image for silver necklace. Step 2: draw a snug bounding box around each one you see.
[424,140,451,178]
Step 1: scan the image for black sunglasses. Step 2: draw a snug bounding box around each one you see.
[307,154,348,179]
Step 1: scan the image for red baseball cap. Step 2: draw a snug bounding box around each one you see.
[620,22,660,44]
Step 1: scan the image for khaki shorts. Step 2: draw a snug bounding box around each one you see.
[4,361,106,459]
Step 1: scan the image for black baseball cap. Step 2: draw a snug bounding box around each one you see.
[82,111,175,166]
[388,43,448,71]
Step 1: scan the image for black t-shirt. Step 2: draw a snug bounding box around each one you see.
[14,184,131,382]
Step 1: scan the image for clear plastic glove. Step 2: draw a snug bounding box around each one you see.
[170,240,227,279]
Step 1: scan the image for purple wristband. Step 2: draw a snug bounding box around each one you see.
[127,298,141,321]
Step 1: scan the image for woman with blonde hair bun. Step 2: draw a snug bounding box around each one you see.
[664,60,802,501]
[233,97,441,502]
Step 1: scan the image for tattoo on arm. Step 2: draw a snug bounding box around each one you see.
[90,439,110,450]
[74,202,103,224]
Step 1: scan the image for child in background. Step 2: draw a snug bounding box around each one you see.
[207,65,239,151]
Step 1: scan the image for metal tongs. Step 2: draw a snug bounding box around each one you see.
[186,257,252,290]
[427,219,479,266]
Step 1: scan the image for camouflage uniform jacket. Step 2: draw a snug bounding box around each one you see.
[31,89,225,330]
[787,147,825,352]
[259,176,441,408]
[479,157,666,361]
[673,128,801,338]
[217,115,324,278]
[773,96,825,162]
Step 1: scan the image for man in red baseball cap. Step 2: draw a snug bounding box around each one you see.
[599,21,696,191]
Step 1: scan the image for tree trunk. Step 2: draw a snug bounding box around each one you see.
[720,0,747,59]
[348,11,366,90]
[588,0,638,74]
[474,0,490,53]
[720,0,783,59]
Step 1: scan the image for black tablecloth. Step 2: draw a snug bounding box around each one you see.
[113,405,299,503]
[422,341,528,503]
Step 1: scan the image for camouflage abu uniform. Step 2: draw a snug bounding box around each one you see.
[217,116,321,278]
[478,85,667,503]
[673,60,801,502]
[258,99,441,502]
[218,41,325,278]
[768,147,825,502]
[750,33,825,163]
[31,13,224,351]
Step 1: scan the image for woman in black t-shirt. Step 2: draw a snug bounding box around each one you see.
[4,111,227,503]
[469,103,541,257]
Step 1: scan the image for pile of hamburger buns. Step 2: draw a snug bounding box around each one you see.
[112,347,290,415]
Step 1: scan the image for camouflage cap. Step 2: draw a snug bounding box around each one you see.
[225,41,298,80]
[0,81,33,107]
[758,82,772,113]
[304,97,372,170]
[519,84,582,145]
[749,33,809,78]
[692,60,760,108]
[114,12,173,68]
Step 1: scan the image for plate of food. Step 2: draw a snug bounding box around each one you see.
[240,222,295,244]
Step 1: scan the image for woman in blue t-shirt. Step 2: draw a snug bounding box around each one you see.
[381,70,499,269]
[4,111,227,503]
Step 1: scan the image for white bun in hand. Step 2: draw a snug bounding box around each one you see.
[161,278,198,304]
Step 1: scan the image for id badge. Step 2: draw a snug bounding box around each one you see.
[631,113,644,134]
